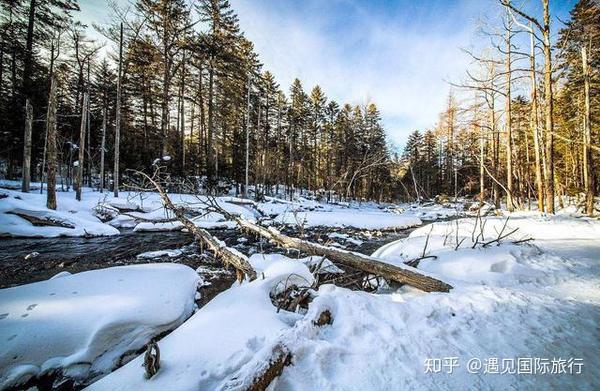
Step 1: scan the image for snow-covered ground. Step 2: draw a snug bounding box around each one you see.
[0,264,199,389]
[82,211,600,390]
[2,179,598,389]
[0,187,120,238]
[1,181,432,238]
[86,254,316,390]
[274,209,422,230]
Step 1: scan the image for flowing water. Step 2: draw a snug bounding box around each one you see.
[0,226,415,303]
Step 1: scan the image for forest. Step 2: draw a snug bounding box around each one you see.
[0,1,598,390]
[0,0,598,211]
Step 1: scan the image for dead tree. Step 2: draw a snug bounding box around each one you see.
[21,99,33,192]
[143,341,160,379]
[46,75,58,210]
[205,204,452,292]
[75,92,89,201]
[503,0,555,213]
[138,169,257,281]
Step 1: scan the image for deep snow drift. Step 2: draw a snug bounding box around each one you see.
[85,211,600,390]
[0,264,199,389]
[2,180,598,389]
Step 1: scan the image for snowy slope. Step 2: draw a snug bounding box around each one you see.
[275,214,599,389]
[86,255,315,390]
[87,214,599,390]
[0,264,199,389]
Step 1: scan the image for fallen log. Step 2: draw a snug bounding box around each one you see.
[221,308,332,391]
[138,171,257,281]
[7,210,75,229]
[231,216,452,293]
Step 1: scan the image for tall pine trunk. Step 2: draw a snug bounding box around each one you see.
[542,0,555,213]
[529,22,544,211]
[100,107,107,192]
[22,0,36,99]
[114,22,123,197]
[505,12,514,211]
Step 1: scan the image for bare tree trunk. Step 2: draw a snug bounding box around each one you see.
[76,92,89,201]
[582,46,595,216]
[528,23,545,212]
[488,87,500,208]
[197,67,205,176]
[86,59,92,187]
[542,0,554,213]
[22,0,36,100]
[22,99,33,192]
[505,10,514,211]
[207,63,214,178]
[180,49,186,172]
[480,124,485,200]
[41,41,56,195]
[114,22,123,198]
[142,171,257,281]
[46,75,58,210]
[100,107,107,192]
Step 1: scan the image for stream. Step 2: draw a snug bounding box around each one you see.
[0,225,417,304]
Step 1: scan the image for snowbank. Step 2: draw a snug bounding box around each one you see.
[275,209,422,230]
[0,264,199,389]
[0,181,257,237]
[0,189,119,238]
[86,254,314,390]
[63,214,600,389]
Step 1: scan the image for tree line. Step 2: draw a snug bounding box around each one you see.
[398,0,599,215]
[1,0,597,214]
[0,0,392,208]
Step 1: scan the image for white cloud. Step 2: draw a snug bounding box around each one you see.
[234,0,485,148]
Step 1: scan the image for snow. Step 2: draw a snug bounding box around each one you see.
[0,264,199,389]
[0,180,256,237]
[278,212,598,390]
[86,254,314,390]
[136,249,183,259]
[275,208,422,230]
[1,180,425,237]
[3,178,598,389]
[89,212,599,390]
[0,188,119,238]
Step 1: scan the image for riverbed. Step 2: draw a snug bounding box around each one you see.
[0,226,415,305]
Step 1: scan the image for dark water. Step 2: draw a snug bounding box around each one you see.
[0,226,413,292]
[0,230,194,288]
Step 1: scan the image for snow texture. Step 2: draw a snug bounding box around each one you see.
[0,264,199,389]
[90,213,600,390]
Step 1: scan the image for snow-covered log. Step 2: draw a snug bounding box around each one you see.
[139,171,257,281]
[232,216,453,293]
[7,209,75,229]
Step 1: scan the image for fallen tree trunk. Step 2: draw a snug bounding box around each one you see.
[139,171,257,281]
[230,215,452,293]
[222,308,332,391]
[8,210,75,229]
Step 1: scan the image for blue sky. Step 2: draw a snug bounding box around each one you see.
[79,0,577,149]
